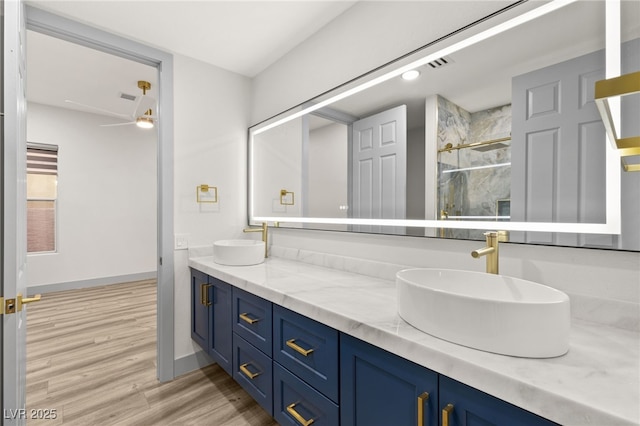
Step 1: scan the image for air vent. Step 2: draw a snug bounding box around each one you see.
[119,92,137,102]
[427,56,454,69]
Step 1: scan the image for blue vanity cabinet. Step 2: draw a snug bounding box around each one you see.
[340,333,439,426]
[438,376,558,426]
[190,268,558,425]
[190,268,210,351]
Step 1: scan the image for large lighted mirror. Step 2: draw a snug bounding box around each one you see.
[249,0,640,250]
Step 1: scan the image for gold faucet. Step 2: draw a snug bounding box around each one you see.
[243,222,268,258]
[471,231,507,274]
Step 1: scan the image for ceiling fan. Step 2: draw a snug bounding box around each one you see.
[65,80,157,129]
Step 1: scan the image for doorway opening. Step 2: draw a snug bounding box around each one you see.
[24,29,160,415]
[25,5,175,385]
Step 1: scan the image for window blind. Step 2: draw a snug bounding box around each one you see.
[27,143,58,175]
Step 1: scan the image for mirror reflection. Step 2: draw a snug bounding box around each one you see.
[250,0,640,250]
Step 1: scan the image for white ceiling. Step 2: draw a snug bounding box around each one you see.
[26,0,357,77]
[25,0,356,120]
[27,30,160,123]
[23,1,640,126]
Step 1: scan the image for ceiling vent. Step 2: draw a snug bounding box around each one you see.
[427,56,454,69]
[119,92,137,102]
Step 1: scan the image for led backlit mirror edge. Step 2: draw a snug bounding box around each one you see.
[248,0,622,235]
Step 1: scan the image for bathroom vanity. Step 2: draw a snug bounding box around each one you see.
[189,249,639,426]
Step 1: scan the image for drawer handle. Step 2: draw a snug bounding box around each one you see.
[239,363,261,380]
[286,339,314,356]
[200,284,212,307]
[418,392,429,426]
[239,312,260,324]
[442,403,454,426]
[286,403,314,426]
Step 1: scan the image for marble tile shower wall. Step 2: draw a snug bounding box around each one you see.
[437,95,512,240]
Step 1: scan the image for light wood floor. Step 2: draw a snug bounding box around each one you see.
[26,280,278,426]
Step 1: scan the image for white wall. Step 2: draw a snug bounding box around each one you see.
[308,122,348,218]
[172,54,251,361]
[26,103,157,287]
[406,125,425,227]
[252,117,303,218]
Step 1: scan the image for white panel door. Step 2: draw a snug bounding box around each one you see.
[2,0,29,423]
[352,105,407,234]
[511,48,611,247]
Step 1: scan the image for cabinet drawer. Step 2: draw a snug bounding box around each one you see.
[273,305,339,403]
[232,333,273,416]
[232,287,272,356]
[274,362,339,426]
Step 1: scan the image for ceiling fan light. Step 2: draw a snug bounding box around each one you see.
[136,116,154,129]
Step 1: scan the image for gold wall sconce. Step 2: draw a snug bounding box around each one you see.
[197,184,218,203]
[280,189,295,206]
[595,71,640,172]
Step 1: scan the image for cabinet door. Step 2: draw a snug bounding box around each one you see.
[210,277,233,375]
[341,334,438,426]
[439,376,558,426]
[190,268,210,351]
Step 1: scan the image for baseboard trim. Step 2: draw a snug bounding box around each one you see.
[174,350,214,377]
[27,271,157,294]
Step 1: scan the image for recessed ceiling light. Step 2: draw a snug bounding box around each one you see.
[401,70,420,81]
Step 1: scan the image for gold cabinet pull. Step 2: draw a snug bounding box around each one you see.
[286,339,314,356]
[239,363,261,379]
[286,403,314,426]
[442,404,454,426]
[418,392,429,426]
[200,284,211,306]
[239,312,260,324]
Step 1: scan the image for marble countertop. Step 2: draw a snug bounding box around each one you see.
[188,252,639,426]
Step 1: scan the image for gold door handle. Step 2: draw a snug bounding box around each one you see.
[286,403,314,426]
[442,404,454,426]
[418,392,429,426]
[239,312,260,324]
[286,339,314,356]
[200,284,212,307]
[17,294,42,311]
[239,363,261,379]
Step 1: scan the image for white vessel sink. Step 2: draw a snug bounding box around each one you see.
[396,269,570,358]
[213,239,265,266]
